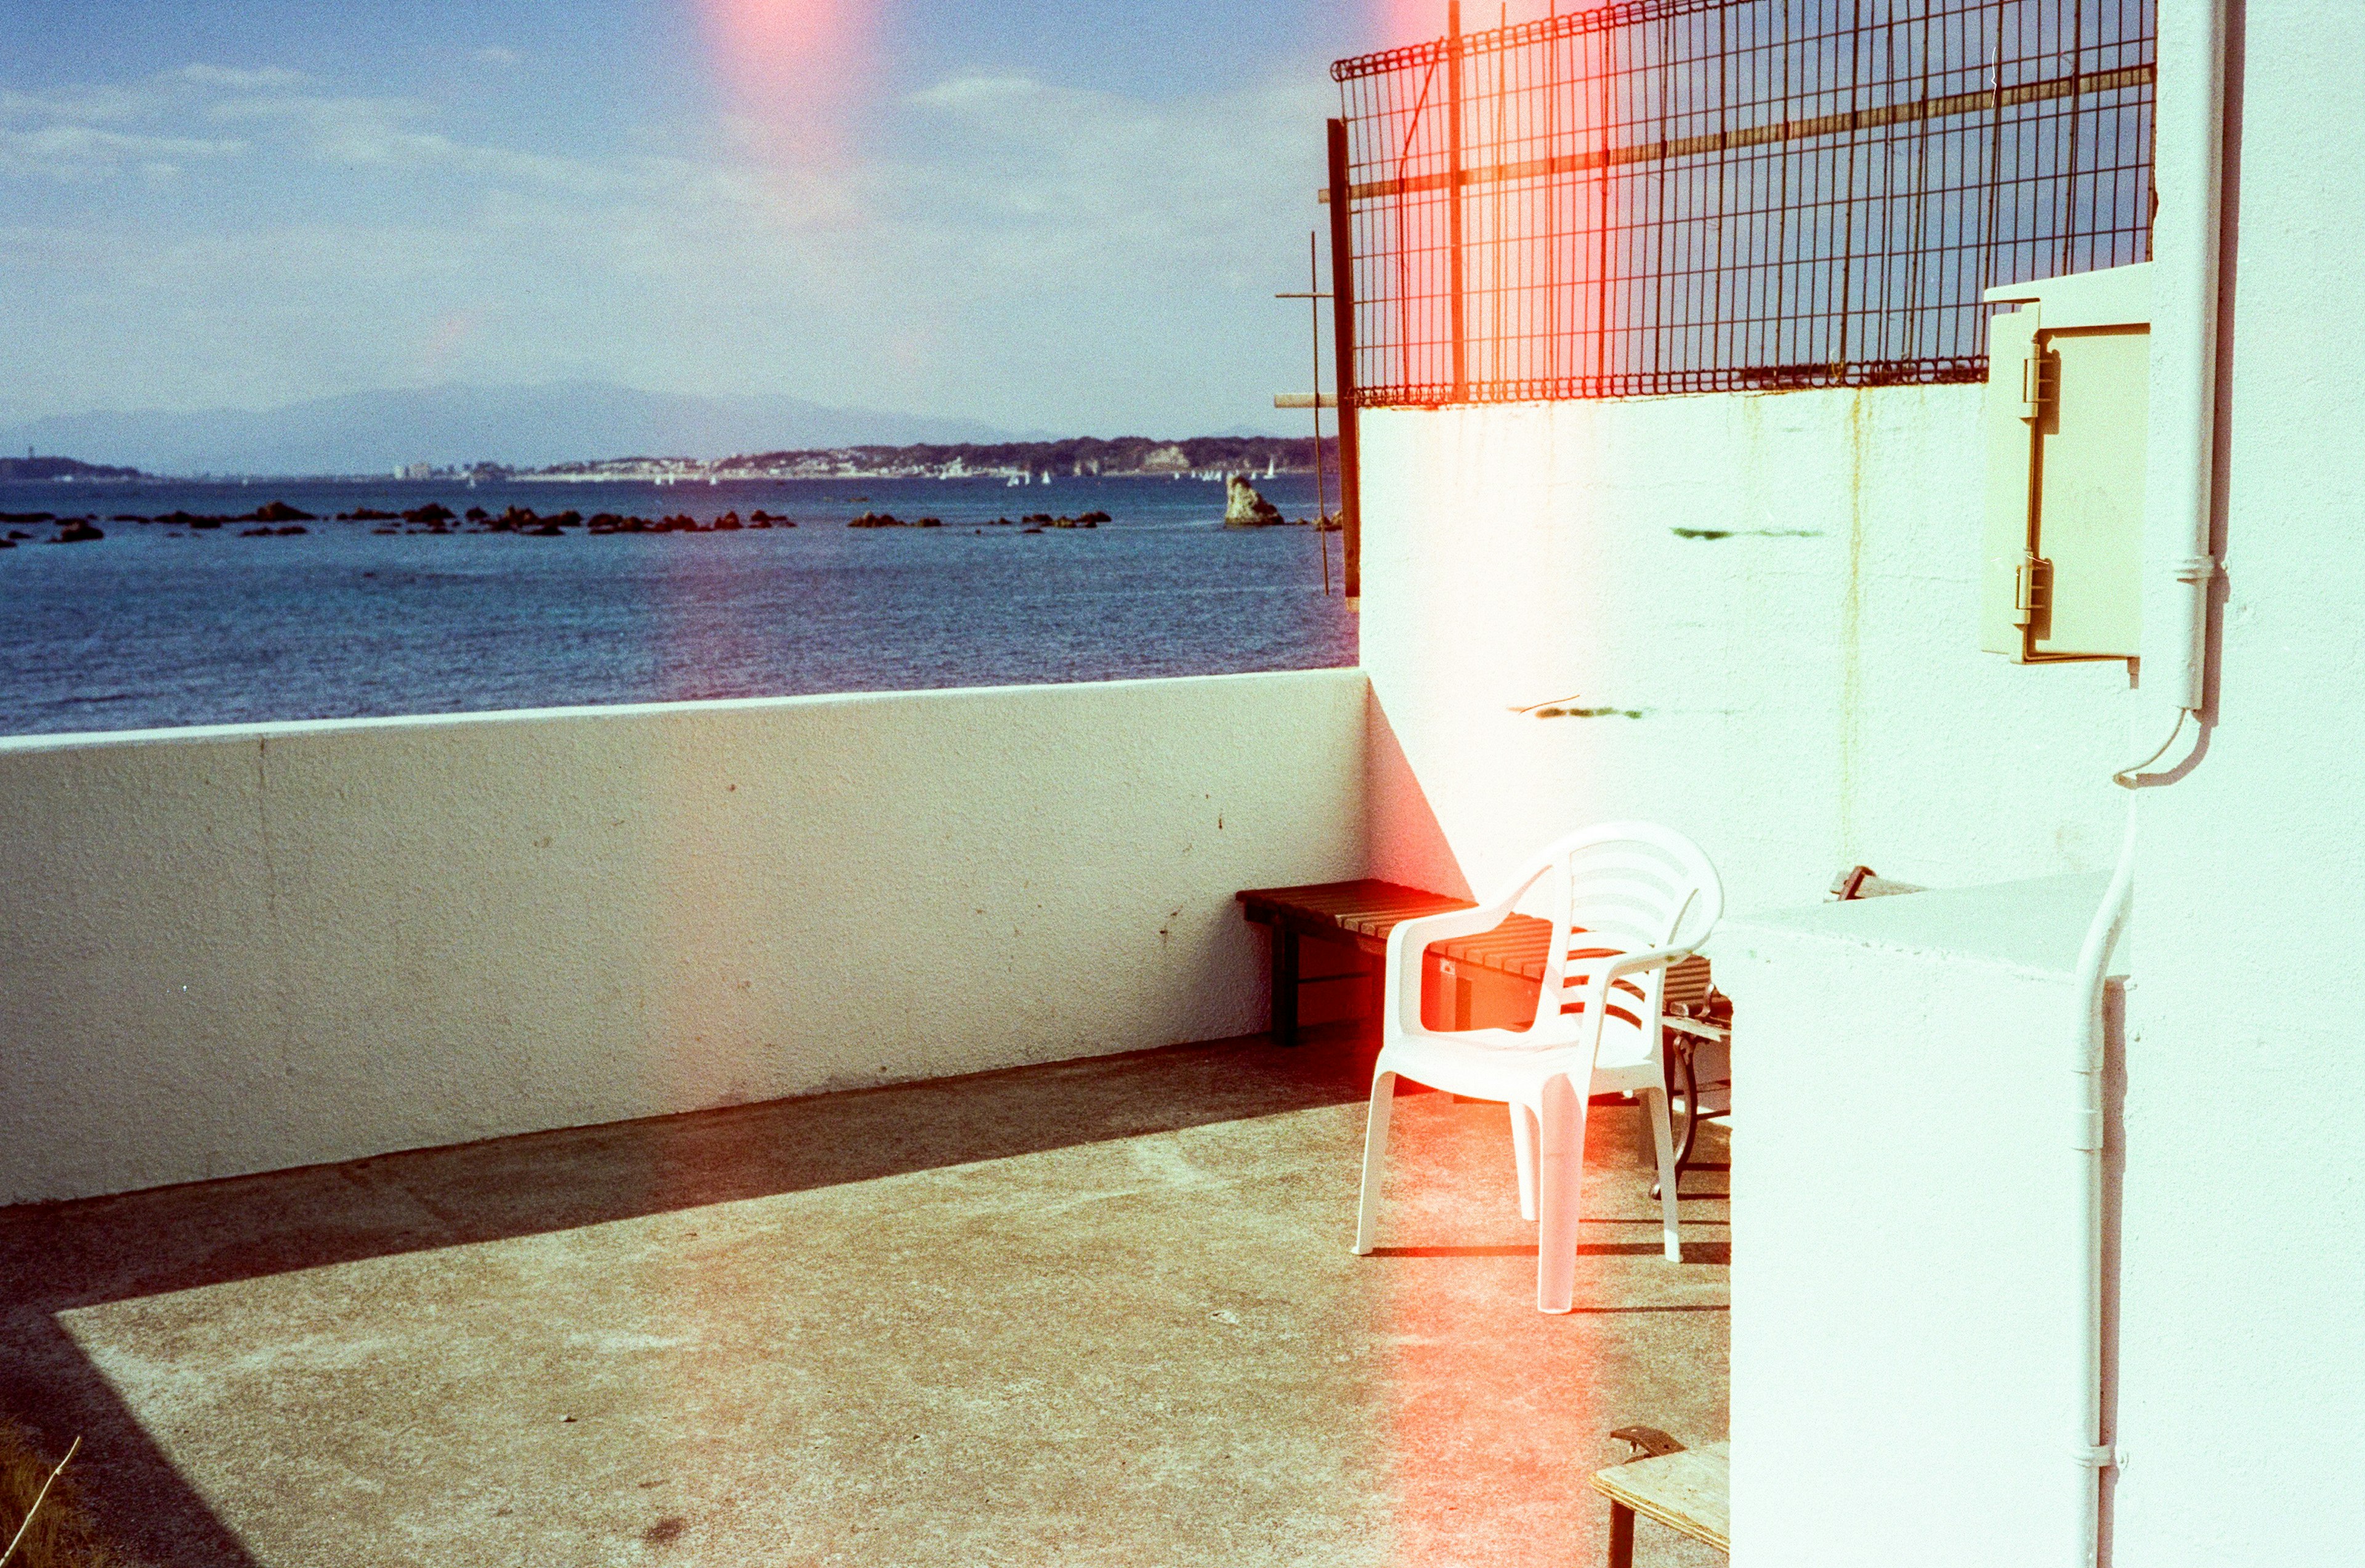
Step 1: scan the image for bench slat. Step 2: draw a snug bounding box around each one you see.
[1436,916,1554,980]
[1238,881,1473,949]
[1590,1441,1730,1553]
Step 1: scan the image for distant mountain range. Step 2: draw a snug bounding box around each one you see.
[0,383,1031,477]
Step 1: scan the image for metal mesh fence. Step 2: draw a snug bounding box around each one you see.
[1331,0,2154,406]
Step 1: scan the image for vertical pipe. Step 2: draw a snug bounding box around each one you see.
[1328,116,1364,609]
[2084,18,2231,1566]
[1447,0,1468,402]
[2069,806,2135,1567]
[1315,230,1333,548]
[2145,0,2228,717]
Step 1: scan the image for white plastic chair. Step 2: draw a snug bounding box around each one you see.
[1351,822,1724,1314]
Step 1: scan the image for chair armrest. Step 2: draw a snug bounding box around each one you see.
[1563,944,1700,1034]
[1604,944,1698,980]
[1380,864,1556,1037]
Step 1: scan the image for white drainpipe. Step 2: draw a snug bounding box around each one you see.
[2148,0,2231,721]
[2074,3,2230,1563]
[2070,810,2134,1566]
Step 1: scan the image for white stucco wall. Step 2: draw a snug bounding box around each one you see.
[1349,6,2365,1559]
[1358,386,2138,915]
[2112,4,2365,1559]
[0,670,1367,1204]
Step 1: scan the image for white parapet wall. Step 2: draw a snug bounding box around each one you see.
[0,670,1368,1203]
[1359,386,2139,914]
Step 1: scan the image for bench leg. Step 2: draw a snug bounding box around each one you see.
[1606,1501,1636,1568]
[1271,928,1300,1047]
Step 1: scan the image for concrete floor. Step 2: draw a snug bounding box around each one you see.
[1,1028,1729,1567]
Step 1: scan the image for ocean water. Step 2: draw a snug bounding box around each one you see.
[0,473,1356,737]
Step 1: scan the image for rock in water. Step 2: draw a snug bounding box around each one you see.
[1224,474,1284,528]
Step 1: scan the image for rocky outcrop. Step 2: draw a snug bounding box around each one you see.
[1224,474,1284,528]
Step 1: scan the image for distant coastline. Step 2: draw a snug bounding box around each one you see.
[0,455,145,482]
[527,434,1343,485]
[2,434,1341,486]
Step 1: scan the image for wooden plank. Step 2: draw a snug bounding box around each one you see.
[1437,916,1553,977]
[1588,1442,1729,1553]
[1664,953,1716,1010]
[1237,879,1463,918]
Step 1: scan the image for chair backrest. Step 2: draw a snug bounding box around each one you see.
[1521,822,1724,1036]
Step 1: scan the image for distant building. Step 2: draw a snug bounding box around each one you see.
[400,461,434,480]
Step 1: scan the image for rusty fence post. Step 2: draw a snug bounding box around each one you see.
[1326,116,1362,610]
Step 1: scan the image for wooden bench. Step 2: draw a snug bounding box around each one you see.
[1234,879,1484,1045]
[1235,879,1726,1169]
[1591,1440,1729,1564]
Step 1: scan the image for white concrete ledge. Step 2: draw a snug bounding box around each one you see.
[0,670,1370,1203]
[1712,871,2112,980]
[1720,875,2117,1562]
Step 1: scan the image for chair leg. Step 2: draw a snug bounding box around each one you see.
[1535,1073,1587,1313]
[1510,1101,1539,1222]
[1640,1085,1683,1263]
[1352,1070,1397,1255]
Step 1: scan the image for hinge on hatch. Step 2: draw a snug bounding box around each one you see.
[2019,346,2056,422]
[2013,554,2052,628]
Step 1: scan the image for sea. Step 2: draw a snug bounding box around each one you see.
[0,472,1356,737]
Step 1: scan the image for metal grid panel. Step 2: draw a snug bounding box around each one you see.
[1333,0,2154,407]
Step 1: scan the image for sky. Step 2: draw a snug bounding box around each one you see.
[0,1,1560,437]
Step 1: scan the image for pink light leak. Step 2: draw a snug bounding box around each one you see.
[693,0,881,168]
[416,310,480,381]
[1372,0,1568,41]
[1376,0,1450,42]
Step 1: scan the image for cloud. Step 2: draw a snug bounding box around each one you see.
[472,47,524,67]
[177,65,306,91]
[0,65,290,179]
[0,59,1336,435]
[907,76,1040,109]
[0,122,245,181]
[884,72,1332,265]
[0,82,170,126]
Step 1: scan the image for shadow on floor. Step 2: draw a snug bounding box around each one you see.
[0,1028,1378,1566]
